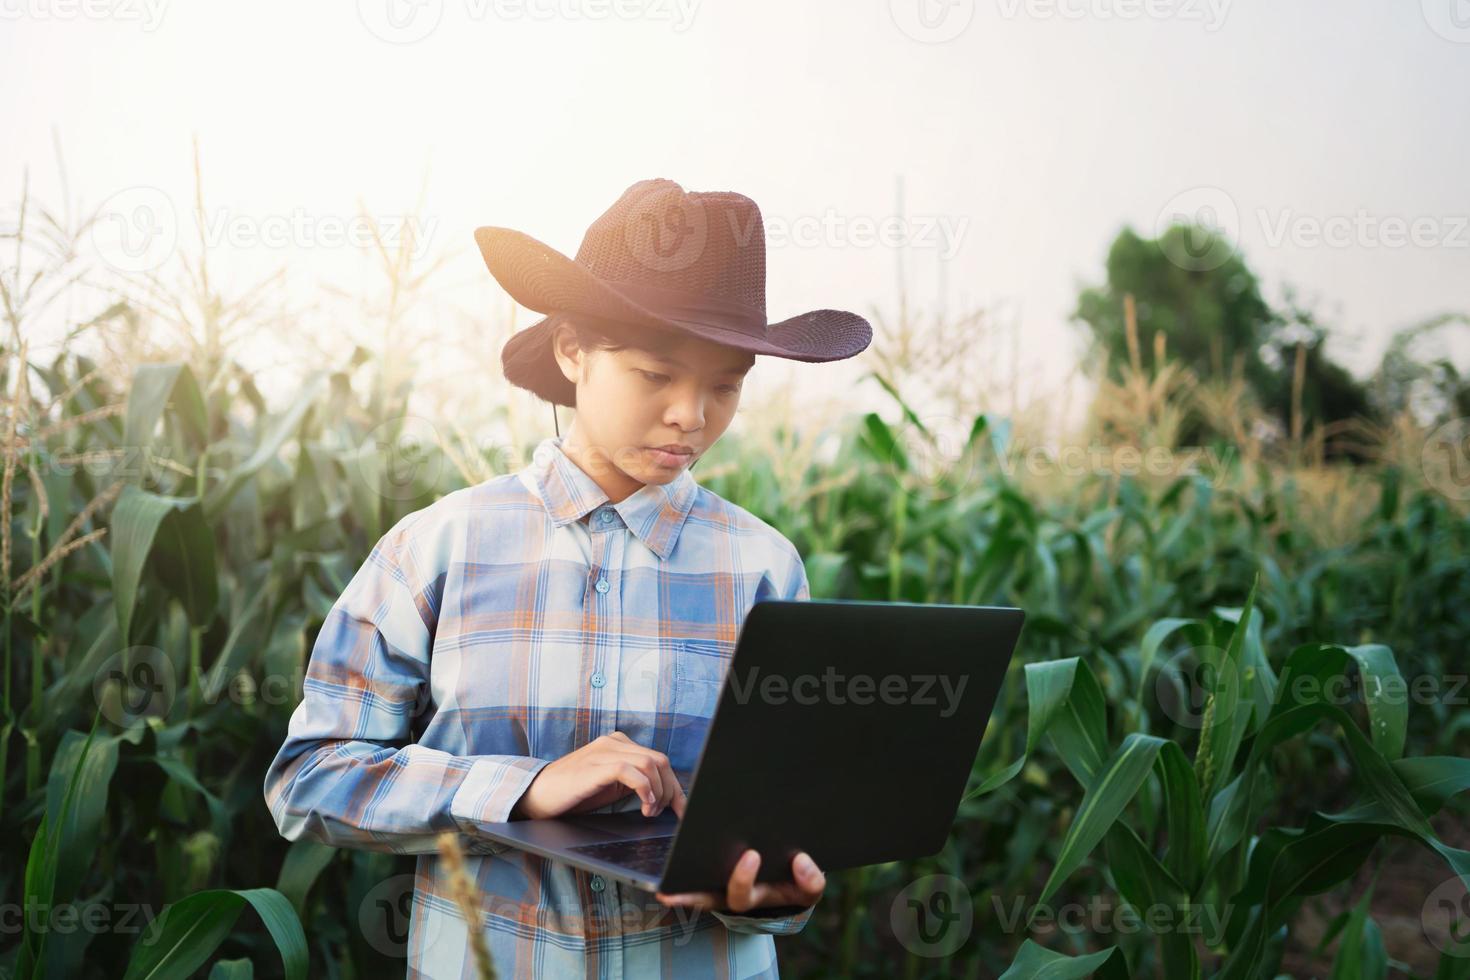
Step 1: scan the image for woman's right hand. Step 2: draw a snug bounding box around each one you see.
[510,731,688,821]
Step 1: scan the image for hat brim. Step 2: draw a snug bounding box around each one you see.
[475,225,873,405]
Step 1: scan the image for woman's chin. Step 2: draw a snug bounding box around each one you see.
[636,459,687,484]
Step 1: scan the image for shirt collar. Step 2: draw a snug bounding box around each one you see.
[525,435,699,561]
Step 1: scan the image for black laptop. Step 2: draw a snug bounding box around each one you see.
[471,598,1025,894]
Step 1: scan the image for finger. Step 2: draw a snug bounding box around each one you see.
[647,750,680,814]
[731,854,825,912]
[604,750,667,814]
[724,848,760,912]
[601,759,657,814]
[605,745,676,815]
[655,890,721,909]
[792,851,826,897]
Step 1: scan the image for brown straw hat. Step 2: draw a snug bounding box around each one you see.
[475,178,873,408]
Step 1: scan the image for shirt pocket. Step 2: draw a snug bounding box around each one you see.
[666,638,734,775]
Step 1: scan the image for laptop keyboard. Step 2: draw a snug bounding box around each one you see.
[568,835,675,876]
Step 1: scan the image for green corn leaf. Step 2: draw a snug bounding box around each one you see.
[19,715,113,979]
[207,961,255,980]
[863,371,929,439]
[964,656,1110,799]
[1274,643,1407,761]
[1136,616,1203,700]
[1211,714,1470,976]
[998,939,1130,979]
[1205,634,1429,878]
[199,564,274,705]
[1329,756,1470,823]
[1329,885,1387,980]
[1434,948,1470,979]
[121,887,307,980]
[1196,574,1260,800]
[1156,732,1206,891]
[1033,733,1185,913]
[1103,824,1201,980]
[110,487,218,645]
[203,373,327,520]
[274,840,338,918]
[1219,823,1394,979]
[123,363,208,474]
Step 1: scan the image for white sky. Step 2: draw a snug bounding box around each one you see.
[4,0,1468,431]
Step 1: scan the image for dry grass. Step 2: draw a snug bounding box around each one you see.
[437,832,498,980]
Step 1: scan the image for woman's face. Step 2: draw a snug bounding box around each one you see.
[551,322,755,496]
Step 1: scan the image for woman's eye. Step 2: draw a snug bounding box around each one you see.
[637,370,737,395]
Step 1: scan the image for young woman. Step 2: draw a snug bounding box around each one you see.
[264,178,873,978]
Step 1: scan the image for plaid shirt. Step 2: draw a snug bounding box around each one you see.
[264,434,816,979]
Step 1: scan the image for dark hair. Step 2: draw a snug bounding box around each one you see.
[527,313,689,407]
[564,313,665,359]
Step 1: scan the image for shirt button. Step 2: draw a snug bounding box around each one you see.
[590,875,605,892]
[590,671,605,688]
[599,510,615,524]
[595,578,610,594]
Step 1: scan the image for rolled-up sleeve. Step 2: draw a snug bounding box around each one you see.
[709,902,817,936]
[262,516,548,855]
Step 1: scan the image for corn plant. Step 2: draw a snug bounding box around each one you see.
[965,578,1470,977]
[3,163,1468,976]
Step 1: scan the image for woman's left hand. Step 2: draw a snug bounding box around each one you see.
[655,849,826,914]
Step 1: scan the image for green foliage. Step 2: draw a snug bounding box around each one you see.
[1074,225,1275,390]
[1,339,1467,978]
[1074,225,1384,446]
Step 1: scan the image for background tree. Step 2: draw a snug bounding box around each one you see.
[1074,224,1380,457]
[1371,312,1470,425]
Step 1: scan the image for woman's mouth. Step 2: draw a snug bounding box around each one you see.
[647,446,694,467]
